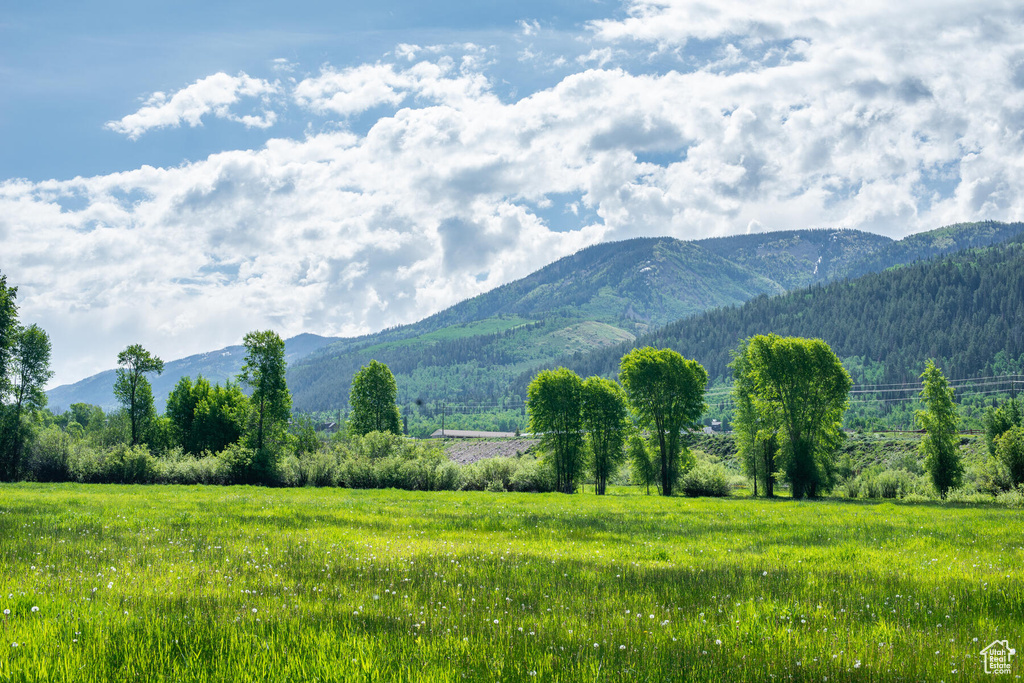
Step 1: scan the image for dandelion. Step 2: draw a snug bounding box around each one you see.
[715,639,722,645]
[252,608,257,614]
[2,609,9,615]
[854,660,861,669]
[107,582,113,589]
[31,606,39,613]
[594,643,599,648]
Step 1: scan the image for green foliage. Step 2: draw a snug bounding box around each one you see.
[527,368,585,493]
[349,360,402,436]
[679,460,731,497]
[166,376,248,455]
[627,435,658,494]
[113,344,164,447]
[916,361,963,498]
[239,330,291,481]
[984,397,1021,456]
[580,376,629,495]
[730,339,777,497]
[731,335,850,499]
[0,275,54,481]
[995,425,1024,487]
[620,347,708,496]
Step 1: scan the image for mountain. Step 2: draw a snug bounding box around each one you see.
[46,333,338,413]
[47,221,1024,418]
[552,233,1024,395]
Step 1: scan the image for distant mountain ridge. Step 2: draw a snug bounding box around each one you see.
[46,221,1024,414]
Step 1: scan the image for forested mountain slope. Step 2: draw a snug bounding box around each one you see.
[552,236,1024,390]
[287,236,790,410]
[48,221,1024,415]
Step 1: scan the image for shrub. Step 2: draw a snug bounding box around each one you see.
[70,444,157,484]
[680,461,731,497]
[218,443,258,485]
[995,485,1024,508]
[156,449,229,485]
[25,427,74,482]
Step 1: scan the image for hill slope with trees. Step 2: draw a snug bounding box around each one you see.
[549,235,1024,429]
[47,222,1024,419]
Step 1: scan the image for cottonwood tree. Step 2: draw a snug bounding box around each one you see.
[114,344,164,447]
[730,339,777,497]
[995,425,1024,487]
[527,367,585,494]
[239,330,291,480]
[349,360,402,436]
[580,376,629,495]
[737,335,850,499]
[619,347,707,496]
[166,376,249,455]
[627,434,658,495]
[916,360,963,498]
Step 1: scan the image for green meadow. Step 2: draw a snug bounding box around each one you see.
[1,485,1021,681]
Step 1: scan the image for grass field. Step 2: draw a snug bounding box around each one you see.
[1,485,1021,681]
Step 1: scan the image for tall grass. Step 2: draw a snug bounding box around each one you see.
[0,485,1021,681]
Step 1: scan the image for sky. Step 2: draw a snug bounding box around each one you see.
[3,0,1024,388]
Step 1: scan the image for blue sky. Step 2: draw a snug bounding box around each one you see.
[3,0,1024,387]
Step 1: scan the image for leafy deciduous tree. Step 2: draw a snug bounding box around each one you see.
[619,347,707,496]
[527,367,585,494]
[114,344,164,447]
[167,376,248,455]
[738,335,851,499]
[580,376,629,495]
[916,360,963,498]
[731,339,778,497]
[627,434,657,495]
[239,330,291,480]
[349,360,402,437]
[995,425,1024,488]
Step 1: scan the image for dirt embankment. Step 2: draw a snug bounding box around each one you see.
[442,438,540,464]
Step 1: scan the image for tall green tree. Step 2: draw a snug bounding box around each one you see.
[349,360,402,436]
[167,376,248,455]
[580,376,629,495]
[739,335,851,499]
[1,324,53,480]
[916,360,963,498]
[239,331,291,479]
[113,344,164,447]
[984,398,1021,456]
[730,339,777,497]
[995,425,1024,488]
[0,274,17,400]
[619,347,707,496]
[527,367,585,494]
[627,434,658,495]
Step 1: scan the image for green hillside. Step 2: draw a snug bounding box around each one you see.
[286,236,802,411]
[554,234,1024,429]
[47,221,1024,426]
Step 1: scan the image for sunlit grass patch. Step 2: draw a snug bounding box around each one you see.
[0,484,1021,681]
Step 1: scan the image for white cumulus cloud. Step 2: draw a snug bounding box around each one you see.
[106,72,281,139]
[5,0,1024,387]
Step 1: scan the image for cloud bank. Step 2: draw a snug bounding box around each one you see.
[4,0,1024,387]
